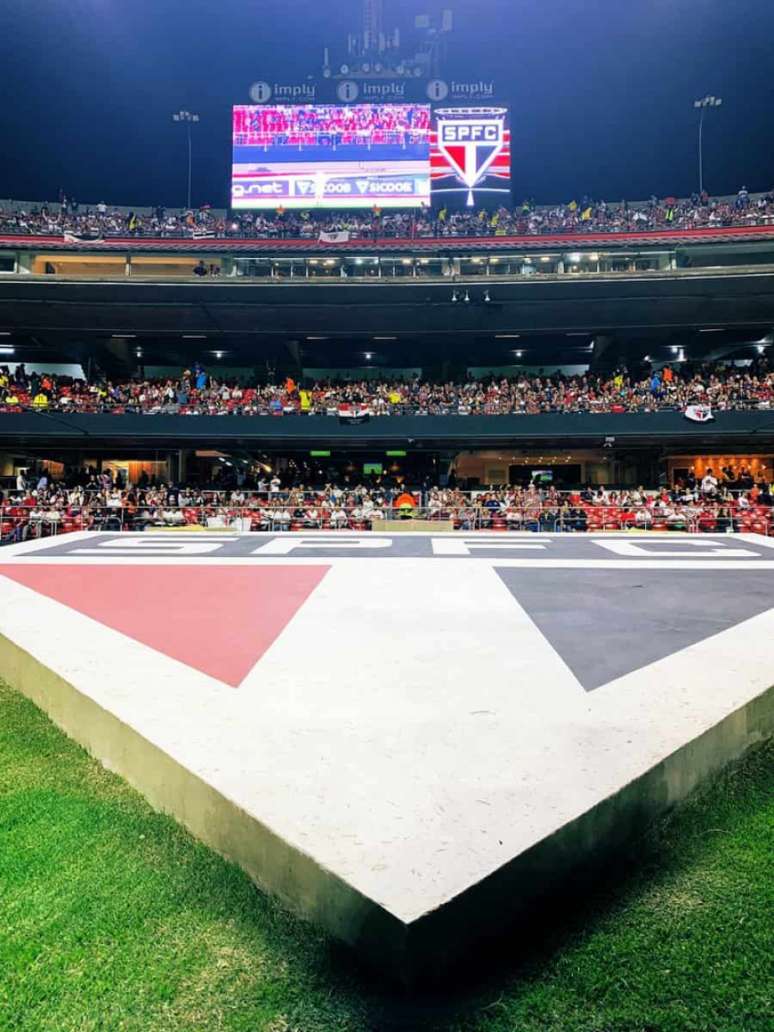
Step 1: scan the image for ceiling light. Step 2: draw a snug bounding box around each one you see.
[111,334,136,339]
[0,332,10,336]
[496,334,520,339]
[183,334,207,339]
[373,336,396,340]
[0,346,15,355]
[699,328,724,333]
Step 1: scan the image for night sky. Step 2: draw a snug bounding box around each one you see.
[1,0,772,208]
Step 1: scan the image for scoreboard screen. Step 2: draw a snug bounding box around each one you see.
[431,107,511,205]
[231,104,432,209]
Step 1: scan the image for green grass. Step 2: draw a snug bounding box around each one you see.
[0,681,771,1032]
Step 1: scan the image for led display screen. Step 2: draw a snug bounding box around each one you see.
[232,104,431,209]
[431,106,511,205]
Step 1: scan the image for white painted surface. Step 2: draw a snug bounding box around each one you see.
[0,532,771,925]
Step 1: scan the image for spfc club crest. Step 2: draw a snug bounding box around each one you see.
[434,106,509,206]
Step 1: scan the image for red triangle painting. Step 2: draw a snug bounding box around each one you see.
[0,564,328,687]
[442,145,468,179]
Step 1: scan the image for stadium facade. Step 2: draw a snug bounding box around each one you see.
[1,218,773,494]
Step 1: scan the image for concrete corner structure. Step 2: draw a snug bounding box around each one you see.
[0,531,772,985]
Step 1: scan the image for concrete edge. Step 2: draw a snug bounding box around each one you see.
[402,684,774,982]
[3,624,772,987]
[0,632,411,974]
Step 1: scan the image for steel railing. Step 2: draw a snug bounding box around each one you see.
[2,502,771,545]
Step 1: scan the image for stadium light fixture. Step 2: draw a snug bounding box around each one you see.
[0,346,14,355]
[364,352,373,360]
[463,290,471,303]
[172,109,200,209]
[483,290,491,303]
[0,331,10,336]
[495,334,520,338]
[451,290,459,302]
[693,96,722,195]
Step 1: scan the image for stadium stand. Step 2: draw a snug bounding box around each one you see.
[1,187,773,242]
[2,476,772,545]
[1,362,772,416]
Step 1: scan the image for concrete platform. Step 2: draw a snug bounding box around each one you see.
[0,530,772,984]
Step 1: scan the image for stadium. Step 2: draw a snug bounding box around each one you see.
[0,1,772,1029]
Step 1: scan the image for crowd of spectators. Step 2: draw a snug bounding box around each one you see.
[2,361,771,418]
[2,466,772,545]
[1,187,773,242]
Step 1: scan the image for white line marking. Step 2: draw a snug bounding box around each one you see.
[1,556,774,570]
[433,539,548,554]
[592,539,760,558]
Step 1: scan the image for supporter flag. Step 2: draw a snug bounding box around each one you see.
[63,231,104,243]
[581,206,592,221]
[337,403,370,424]
[319,230,350,243]
[684,404,714,423]
[191,228,216,239]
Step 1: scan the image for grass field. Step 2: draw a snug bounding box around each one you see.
[0,680,771,1032]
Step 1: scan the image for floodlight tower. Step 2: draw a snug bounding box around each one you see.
[172,109,200,210]
[693,95,722,195]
